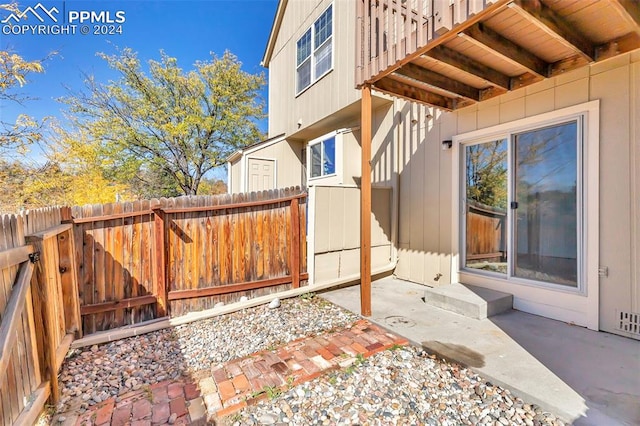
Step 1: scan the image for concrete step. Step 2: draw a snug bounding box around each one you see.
[423,283,513,319]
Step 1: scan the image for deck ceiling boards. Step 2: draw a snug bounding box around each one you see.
[412,56,494,90]
[483,7,578,63]
[445,33,529,77]
[537,0,638,44]
[368,0,640,110]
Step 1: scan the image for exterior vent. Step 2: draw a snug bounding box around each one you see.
[615,310,640,336]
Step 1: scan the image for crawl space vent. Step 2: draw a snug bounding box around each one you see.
[615,310,640,336]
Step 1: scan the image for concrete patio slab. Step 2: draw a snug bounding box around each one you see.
[320,276,640,426]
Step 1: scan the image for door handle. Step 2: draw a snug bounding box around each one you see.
[510,201,518,209]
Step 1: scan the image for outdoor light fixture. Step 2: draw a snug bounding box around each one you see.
[442,140,452,150]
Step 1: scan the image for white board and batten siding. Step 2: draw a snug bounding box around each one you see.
[312,186,393,284]
[267,0,360,138]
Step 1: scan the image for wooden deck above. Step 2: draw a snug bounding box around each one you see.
[356,0,640,110]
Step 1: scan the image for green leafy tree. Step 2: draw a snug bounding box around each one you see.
[62,48,265,196]
[0,3,59,152]
[466,141,508,209]
[0,45,43,151]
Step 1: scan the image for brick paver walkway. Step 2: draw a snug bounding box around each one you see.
[57,319,407,425]
[60,381,206,426]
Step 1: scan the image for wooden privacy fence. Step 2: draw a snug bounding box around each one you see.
[465,201,507,262]
[71,187,308,334]
[0,207,81,425]
[0,188,307,424]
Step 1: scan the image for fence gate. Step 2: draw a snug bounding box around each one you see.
[0,208,81,425]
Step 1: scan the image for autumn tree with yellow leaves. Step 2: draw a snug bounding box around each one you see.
[62,48,265,196]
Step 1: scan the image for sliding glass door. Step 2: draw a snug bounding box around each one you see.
[462,119,581,289]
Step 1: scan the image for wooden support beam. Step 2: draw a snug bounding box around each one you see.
[0,261,34,375]
[80,295,158,315]
[375,77,456,110]
[511,0,595,61]
[548,33,640,76]
[167,273,309,300]
[595,32,640,62]
[71,209,153,224]
[289,198,301,288]
[55,333,74,372]
[26,223,72,241]
[152,208,168,317]
[12,382,50,426]
[424,45,511,90]
[461,23,549,77]
[0,244,33,270]
[40,258,61,404]
[160,193,307,214]
[57,229,82,338]
[479,85,509,101]
[394,63,481,100]
[360,85,372,317]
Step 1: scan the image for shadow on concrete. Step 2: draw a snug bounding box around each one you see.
[421,341,486,368]
[320,277,640,426]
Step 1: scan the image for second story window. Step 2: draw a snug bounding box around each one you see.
[296,4,333,94]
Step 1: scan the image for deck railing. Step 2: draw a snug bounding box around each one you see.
[356,0,494,85]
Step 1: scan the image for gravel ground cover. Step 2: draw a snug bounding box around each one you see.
[57,296,358,414]
[223,346,564,426]
[55,295,565,425]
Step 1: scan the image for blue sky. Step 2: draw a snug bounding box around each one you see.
[1,0,278,173]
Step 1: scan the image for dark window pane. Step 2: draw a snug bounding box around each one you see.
[296,29,311,66]
[314,5,332,48]
[323,137,335,175]
[514,121,578,287]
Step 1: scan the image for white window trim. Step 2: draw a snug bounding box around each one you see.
[308,131,338,181]
[451,100,600,330]
[295,3,334,96]
[306,130,345,187]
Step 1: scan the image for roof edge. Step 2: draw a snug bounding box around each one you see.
[261,0,288,67]
[226,133,287,163]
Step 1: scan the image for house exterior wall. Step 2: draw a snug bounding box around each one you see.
[227,139,304,194]
[230,158,241,194]
[312,186,392,284]
[391,51,640,337]
[307,103,395,285]
[262,1,638,339]
[266,0,360,138]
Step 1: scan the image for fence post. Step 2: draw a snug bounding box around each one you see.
[152,208,168,317]
[57,229,82,338]
[289,198,300,289]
